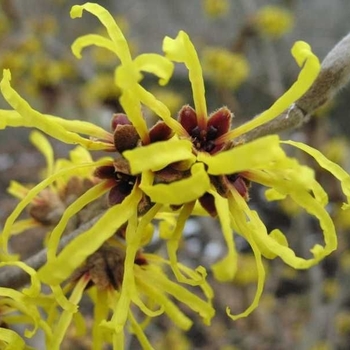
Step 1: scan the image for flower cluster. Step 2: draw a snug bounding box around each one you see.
[1,2,350,349]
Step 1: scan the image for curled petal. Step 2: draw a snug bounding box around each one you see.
[0,262,40,298]
[0,288,51,338]
[282,140,350,209]
[199,135,285,175]
[70,3,131,63]
[123,139,195,174]
[0,71,112,150]
[134,54,174,86]
[47,180,113,261]
[140,163,210,205]
[163,31,207,127]
[230,182,337,269]
[135,278,193,330]
[220,41,320,140]
[141,266,215,326]
[0,328,26,350]
[71,34,119,59]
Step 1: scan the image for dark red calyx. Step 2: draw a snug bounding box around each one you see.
[149,121,174,143]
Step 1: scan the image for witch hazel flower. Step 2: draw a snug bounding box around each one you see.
[124,30,350,318]
[1,2,350,349]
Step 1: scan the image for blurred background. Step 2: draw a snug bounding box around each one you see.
[1,0,350,349]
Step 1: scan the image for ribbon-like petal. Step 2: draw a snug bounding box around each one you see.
[140,163,210,205]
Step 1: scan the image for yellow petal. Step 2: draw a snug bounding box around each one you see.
[134,53,174,86]
[282,140,350,209]
[119,91,150,143]
[7,181,30,200]
[124,139,195,174]
[30,131,54,177]
[70,3,131,63]
[231,181,337,269]
[113,331,125,350]
[128,310,154,350]
[145,253,214,300]
[91,289,110,350]
[141,266,215,325]
[69,146,93,164]
[0,262,39,300]
[38,186,142,285]
[166,202,205,285]
[199,135,285,175]
[0,288,50,339]
[47,180,112,261]
[105,203,160,333]
[135,278,193,330]
[222,41,320,140]
[48,113,112,141]
[264,188,286,201]
[140,162,210,205]
[163,31,207,123]
[9,218,41,236]
[102,215,136,333]
[49,275,90,350]
[226,199,266,320]
[208,189,237,282]
[0,72,112,150]
[0,328,26,350]
[132,85,187,136]
[71,34,119,59]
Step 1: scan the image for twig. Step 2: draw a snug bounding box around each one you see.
[0,213,103,289]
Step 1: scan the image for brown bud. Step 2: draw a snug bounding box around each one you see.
[71,244,148,290]
[113,124,140,152]
[29,189,65,225]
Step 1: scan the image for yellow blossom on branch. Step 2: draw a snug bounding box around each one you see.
[1,2,350,349]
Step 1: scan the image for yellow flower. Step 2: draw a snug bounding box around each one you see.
[201,47,249,89]
[253,6,294,39]
[1,2,350,349]
[203,0,230,18]
[124,29,350,320]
